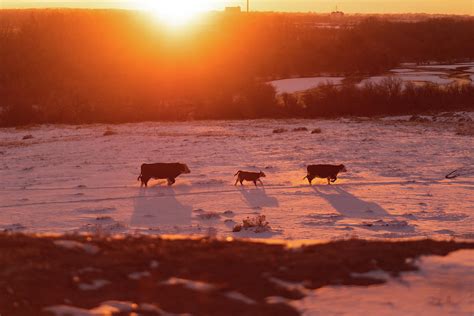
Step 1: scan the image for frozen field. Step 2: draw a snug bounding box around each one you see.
[0,117,473,241]
[270,62,474,94]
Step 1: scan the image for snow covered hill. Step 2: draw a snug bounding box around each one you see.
[1,117,473,240]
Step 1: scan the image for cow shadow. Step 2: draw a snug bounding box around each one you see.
[312,186,389,219]
[131,187,192,227]
[239,186,279,209]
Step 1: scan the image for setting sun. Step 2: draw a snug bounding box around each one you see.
[139,0,212,27]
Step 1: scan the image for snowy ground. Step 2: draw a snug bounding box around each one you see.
[270,62,474,94]
[0,117,473,240]
[286,249,474,316]
[270,77,344,94]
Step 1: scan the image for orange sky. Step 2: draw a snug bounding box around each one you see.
[1,0,473,15]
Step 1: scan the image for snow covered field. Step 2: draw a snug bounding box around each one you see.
[270,77,344,94]
[288,249,474,316]
[270,62,474,94]
[0,117,473,241]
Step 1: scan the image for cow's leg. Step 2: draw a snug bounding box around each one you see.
[240,179,244,186]
[308,175,313,185]
[144,178,150,187]
[167,178,175,186]
[327,178,331,185]
[253,180,257,187]
[331,176,337,183]
[258,179,264,186]
[234,179,239,186]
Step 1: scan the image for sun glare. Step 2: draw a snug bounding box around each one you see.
[140,0,212,27]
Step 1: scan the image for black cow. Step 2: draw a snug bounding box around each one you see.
[304,164,347,185]
[138,163,190,187]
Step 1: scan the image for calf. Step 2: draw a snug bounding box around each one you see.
[234,170,266,187]
[138,163,190,187]
[305,164,347,185]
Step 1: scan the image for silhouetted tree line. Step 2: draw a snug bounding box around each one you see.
[281,78,474,117]
[0,10,473,126]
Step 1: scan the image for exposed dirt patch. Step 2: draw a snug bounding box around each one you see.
[0,234,472,315]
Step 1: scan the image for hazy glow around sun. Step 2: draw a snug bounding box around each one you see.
[138,0,213,26]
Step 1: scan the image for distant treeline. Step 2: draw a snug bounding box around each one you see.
[1,9,473,126]
[281,79,474,118]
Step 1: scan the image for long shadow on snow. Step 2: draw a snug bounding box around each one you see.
[238,186,279,209]
[312,186,389,219]
[131,187,192,227]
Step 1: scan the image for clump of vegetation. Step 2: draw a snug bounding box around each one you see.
[197,212,221,220]
[311,128,322,134]
[273,128,287,134]
[409,115,431,123]
[433,112,473,123]
[222,210,235,217]
[233,215,271,233]
[103,129,117,136]
[95,216,113,221]
[456,124,474,136]
[293,127,308,132]
[22,134,34,140]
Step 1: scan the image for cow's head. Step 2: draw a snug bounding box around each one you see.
[339,164,347,172]
[181,163,191,174]
[259,171,266,178]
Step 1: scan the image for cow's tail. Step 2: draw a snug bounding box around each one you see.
[302,175,308,180]
[137,174,142,182]
[234,170,242,177]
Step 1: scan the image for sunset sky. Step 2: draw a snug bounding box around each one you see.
[1,0,473,15]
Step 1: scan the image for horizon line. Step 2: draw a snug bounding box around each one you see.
[0,7,473,17]
[1,1,473,16]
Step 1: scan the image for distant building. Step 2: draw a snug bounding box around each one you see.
[331,6,344,18]
[225,6,241,13]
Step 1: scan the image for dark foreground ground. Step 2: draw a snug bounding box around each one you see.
[0,234,473,316]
